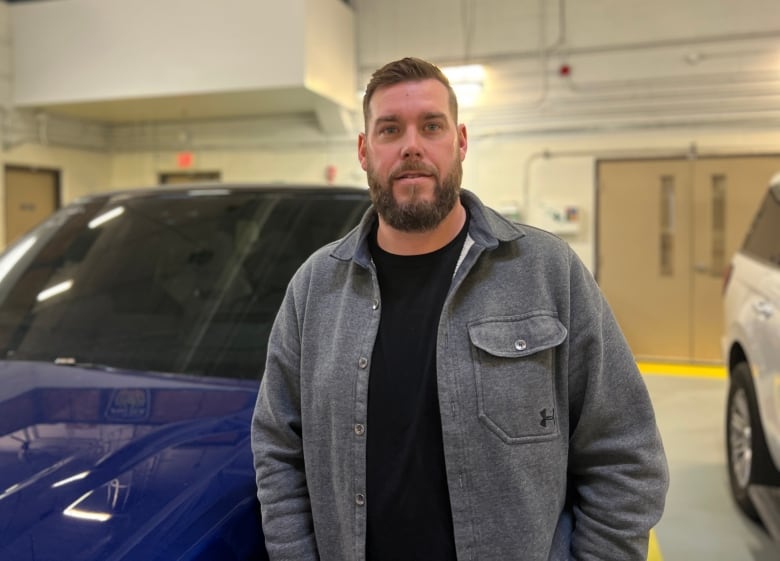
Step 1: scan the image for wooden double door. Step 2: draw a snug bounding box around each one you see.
[598,156,780,363]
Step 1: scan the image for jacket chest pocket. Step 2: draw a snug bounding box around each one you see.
[467,313,567,444]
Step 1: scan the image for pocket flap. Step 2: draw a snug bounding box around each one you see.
[468,314,567,358]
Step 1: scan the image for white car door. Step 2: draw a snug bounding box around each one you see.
[755,271,780,466]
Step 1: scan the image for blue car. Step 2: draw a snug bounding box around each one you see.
[0,185,370,560]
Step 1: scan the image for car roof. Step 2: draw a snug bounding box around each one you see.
[72,183,369,204]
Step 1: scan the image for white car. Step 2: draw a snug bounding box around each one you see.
[723,172,780,525]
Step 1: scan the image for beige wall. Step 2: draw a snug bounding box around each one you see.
[108,144,366,189]
[3,125,780,264]
[104,125,780,271]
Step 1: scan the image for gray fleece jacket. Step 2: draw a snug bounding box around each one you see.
[251,189,669,561]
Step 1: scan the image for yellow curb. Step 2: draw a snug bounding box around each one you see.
[648,529,664,561]
[637,361,726,380]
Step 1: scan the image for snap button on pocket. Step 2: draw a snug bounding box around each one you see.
[514,339,527,351]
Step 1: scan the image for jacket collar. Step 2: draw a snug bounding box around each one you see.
[330,189,525,268]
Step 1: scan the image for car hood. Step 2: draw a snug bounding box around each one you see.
[0,361,261,561]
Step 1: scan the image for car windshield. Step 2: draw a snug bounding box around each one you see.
[0,188,369,379]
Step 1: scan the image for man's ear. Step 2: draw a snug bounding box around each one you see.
[358,132,368,171]
[458,124,468,161]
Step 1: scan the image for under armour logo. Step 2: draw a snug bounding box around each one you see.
[539,408,555,428]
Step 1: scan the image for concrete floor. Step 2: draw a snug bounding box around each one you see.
[644,374,780,560]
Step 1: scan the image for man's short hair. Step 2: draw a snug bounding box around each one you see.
[362,57,458,130]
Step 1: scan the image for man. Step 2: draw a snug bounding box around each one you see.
[252,57,669,561]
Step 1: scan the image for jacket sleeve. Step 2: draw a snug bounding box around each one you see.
[565,248,669,560]
[251,277,320,561]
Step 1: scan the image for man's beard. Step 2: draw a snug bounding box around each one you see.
[367,158,462,232]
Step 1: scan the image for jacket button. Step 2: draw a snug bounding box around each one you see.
[358,357,368,369]
[514,339,527,351]
[372,299,380,310]
[355,493,366,506]
[354,423,365,436]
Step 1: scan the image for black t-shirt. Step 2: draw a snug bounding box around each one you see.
[366,215,469,561]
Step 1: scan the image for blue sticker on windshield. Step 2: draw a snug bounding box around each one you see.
[105,388,151,422]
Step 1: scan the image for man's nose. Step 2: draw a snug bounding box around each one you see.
[401,130,423,159]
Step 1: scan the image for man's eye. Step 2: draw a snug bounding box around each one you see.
[424,123,442,132]
[379,126,398,135]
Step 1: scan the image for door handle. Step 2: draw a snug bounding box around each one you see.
[752,300,774,319]
[694,263,721,276]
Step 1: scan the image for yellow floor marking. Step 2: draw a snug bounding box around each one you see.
[647,529,664,561]
[637,361,727,379]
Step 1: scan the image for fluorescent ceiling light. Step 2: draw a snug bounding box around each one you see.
[452,83,484,108]
[63,491,112,523]
[187,189,230,197]
[441,64,486,108]
[442,64,485,84]
[37,279,74,302]
[88,206,125,229]
[0,483,21,500]
[52,471,90,489]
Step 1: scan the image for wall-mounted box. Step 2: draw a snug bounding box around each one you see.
[10,0,355,130]
[535,203,581,236]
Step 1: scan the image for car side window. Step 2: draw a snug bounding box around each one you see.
[742,185,780,267]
